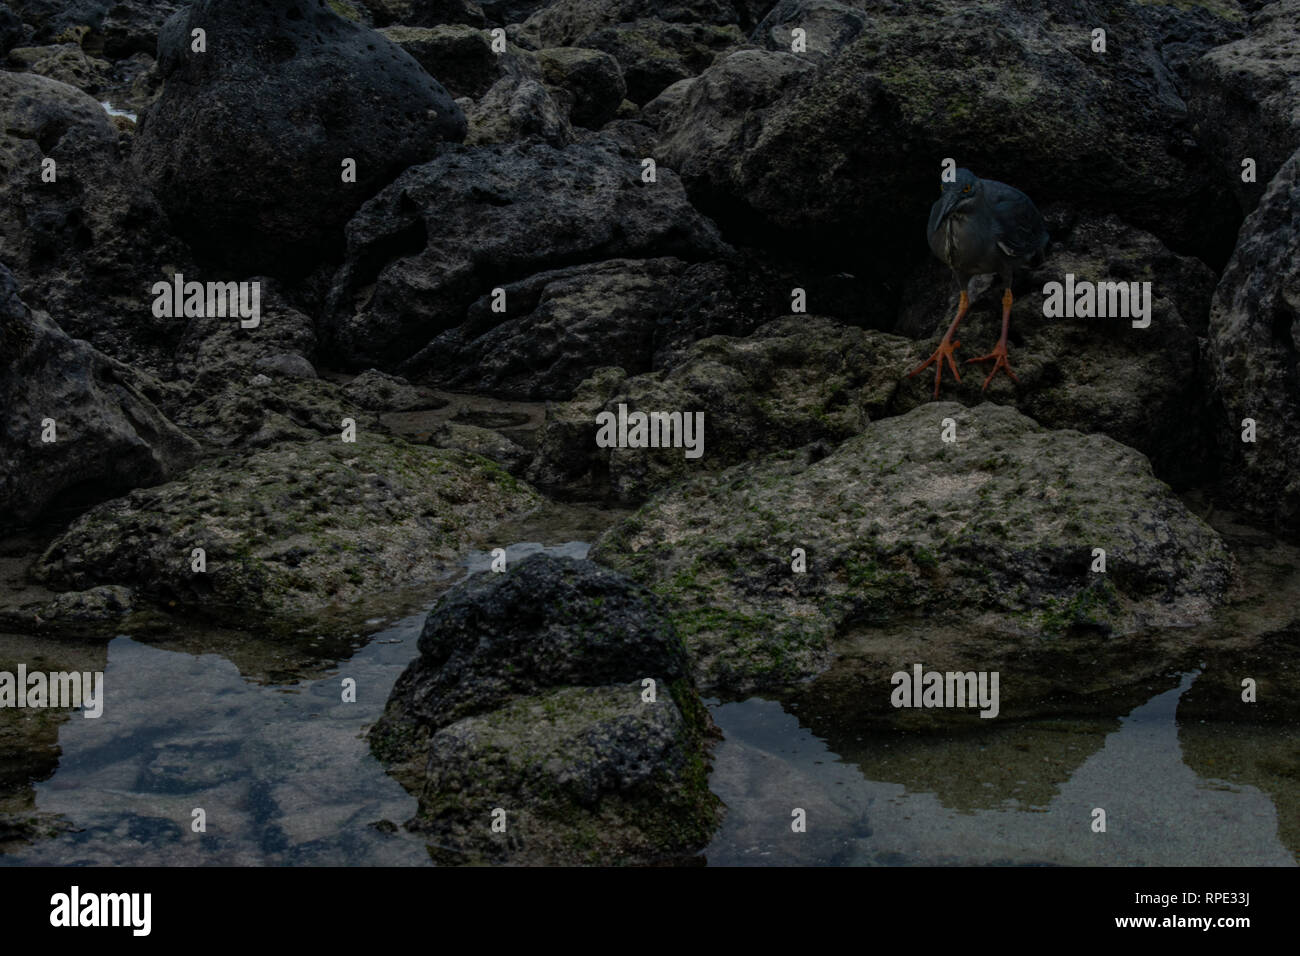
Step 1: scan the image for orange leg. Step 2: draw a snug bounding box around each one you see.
[966,288,1020,390]
[908,290,969,399]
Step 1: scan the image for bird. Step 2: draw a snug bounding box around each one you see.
[908,167,1049,398]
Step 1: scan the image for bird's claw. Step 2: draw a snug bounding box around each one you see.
[908,338,962,399]
[965,343,1020,391]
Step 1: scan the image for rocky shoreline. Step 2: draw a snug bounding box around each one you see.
[1,0,1298,865]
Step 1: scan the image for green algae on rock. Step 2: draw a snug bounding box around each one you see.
[33,434,541,631]
[370,553,721,864]
[590,402,1234,694]
[527,315,918,502]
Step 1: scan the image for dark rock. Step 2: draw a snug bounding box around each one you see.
[34,434,541,629]
[527,315,917,500]
[10,1,182,58]
[365,0,487,27]
[466,66,574,145]
[369,553,720,864]
[535,46,626,126]
[751,0,868,61]
[896,211,1220,490]
[0,265,197,530]
[416,256,782,400]
[428,421,531,474]
[379,23,498,98]
[1205,147,1300,530]
[658,0,1241,279]
[1187,0,1300,216]
[591,401,1235,693]
[0,71,190,370]
[342,368,446,411]
[132,0,467,277]
[519,0,756,47]
[323,136,729,371]
[0,4,29,55]
[580,18,745,104]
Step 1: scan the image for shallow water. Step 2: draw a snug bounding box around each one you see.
[1,511,1296,866]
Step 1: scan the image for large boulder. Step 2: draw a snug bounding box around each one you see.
[34,434,541,630]
[370,553,721,864]
[132,0,467,276]
[1205,147,1300,530]
[322,136,729,371]
[0,265,197,530]
[657,1,1241,278]
[591,401,1234,693]
[1188,0,1300,216]
[0,72,189,369]
[415,256,789,400]
[896,211,1220,490]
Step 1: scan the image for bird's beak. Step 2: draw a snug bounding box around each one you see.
[936,189,960,222]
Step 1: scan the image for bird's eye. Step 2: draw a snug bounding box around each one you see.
[962,185,971,193]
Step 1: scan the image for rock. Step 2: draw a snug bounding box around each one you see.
[0,265,197,530]
[751,0,869,61]
[34,434,541,629]
[896,211,1220,490]
[0,585,134,634]
[415,257,778,400]
[580,19,745,104]
[0,4,28,55]
[6,43,114,94]
[369,553,720,864]
[658,1,1240,279]
[591,401,1234,693]
[133,0,467,277]
[323,136,729,370]
[1188,0,1300,216]
[428,421,531,474]
[641,76,695,127]
[478,0,552,23]
[535,46,626,127]
[528,315,918,500]
[11,1,183,58]
[253,353,318,380]
[518,0,754,48]
[1205,147,1300,530]
[365,0,487,27]
[342,368,445,411]
[655,46,815,183]
[172,278,317,386]
[466,71,574,145]
[379,24,498,98]
[0,72,190,370]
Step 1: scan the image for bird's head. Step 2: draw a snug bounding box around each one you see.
[935,168,982,222]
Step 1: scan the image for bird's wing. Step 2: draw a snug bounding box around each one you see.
[985,181,1048,259]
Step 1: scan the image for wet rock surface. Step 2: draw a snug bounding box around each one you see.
[370,553,720,864]
[33,434,541,631]
[591,402,1234,693]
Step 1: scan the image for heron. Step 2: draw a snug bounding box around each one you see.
[909,168,1049,398]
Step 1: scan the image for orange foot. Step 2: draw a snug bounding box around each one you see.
[908,337,962,399]
[965,341,1020,390]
